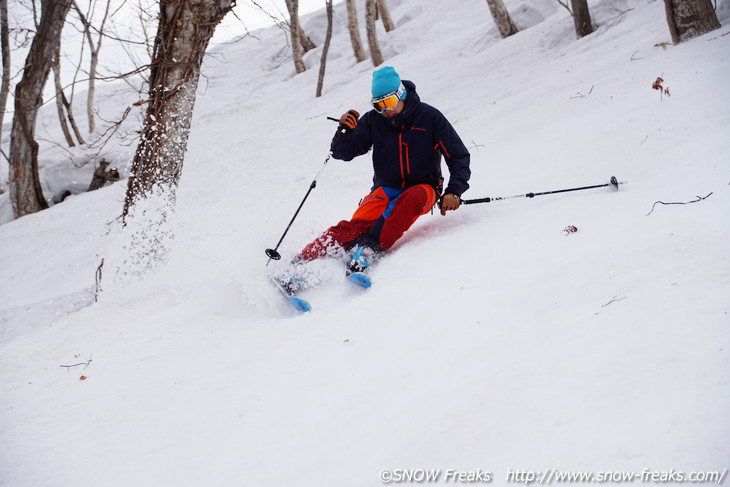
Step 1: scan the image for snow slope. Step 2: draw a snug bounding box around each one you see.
[1,0,729,485]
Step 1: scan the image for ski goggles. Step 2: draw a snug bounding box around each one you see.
[371,83,406,113]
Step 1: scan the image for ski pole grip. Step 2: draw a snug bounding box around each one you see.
[461,197,493,205]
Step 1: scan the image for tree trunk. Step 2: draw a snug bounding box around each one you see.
[365,0,384,66]
[571,0,593,38]
[485,0,519,38]
[285,0,306,74]
[316,0,333,98]
[62,85,86,145]
[663,0,720,44]
[9,0,73,218]
[52,41,75,147]
[52,33,85,147]
[122,0,234,219]
[377,0,396,32]
[87,45,99,133]
[0,0,10,150]
[346,0,367,63]
[74,0,109,134]
[299,25,316,53]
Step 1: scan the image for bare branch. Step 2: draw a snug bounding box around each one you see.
[570,84,594,99]
[60,356,93,370]
[602,295,628,307]
[555,0,572,16]
[646,192,713,216]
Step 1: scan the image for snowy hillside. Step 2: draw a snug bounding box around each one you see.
[1,0,729,485]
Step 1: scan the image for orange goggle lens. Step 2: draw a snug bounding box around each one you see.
[371,94,401,113]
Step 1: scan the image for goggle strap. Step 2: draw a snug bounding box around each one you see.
[371,82,406,104]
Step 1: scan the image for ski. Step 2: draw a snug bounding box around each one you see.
[269,275,311,313]
[347,272,372,289]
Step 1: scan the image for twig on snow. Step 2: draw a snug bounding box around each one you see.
[571,85,594,99]
[646,192,713,216]
[468,140,487,151]
[95,258,104,302]
[602,295,627,307]
[61,356,93,370]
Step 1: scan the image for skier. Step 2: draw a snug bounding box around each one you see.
[281,66,471,292]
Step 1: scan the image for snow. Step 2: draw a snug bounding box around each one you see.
[1,0,729,485]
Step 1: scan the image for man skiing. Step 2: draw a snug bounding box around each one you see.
[282,66,471,291]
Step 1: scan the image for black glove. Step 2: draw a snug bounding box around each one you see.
[339,109,360,133]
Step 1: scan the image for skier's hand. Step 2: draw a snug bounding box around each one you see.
[339,109,360,133]
[440,193,461,216]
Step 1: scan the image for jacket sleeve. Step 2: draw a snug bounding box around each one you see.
[434,111,471,197]
[331,113,374,161]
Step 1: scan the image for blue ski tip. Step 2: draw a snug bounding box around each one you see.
[270,274,311,313]
[347,272,372,288]
[289,296,311,313]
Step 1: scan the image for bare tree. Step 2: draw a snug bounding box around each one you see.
[571,0,593,38]
[377,0,396,32]
[663,0,720,44]
[365,0,384,66]
[346,0,366,63]
[285,0,306,73]
[9,0,73,218]
[485,0,519,38]
[122,0,234,219]
[316,0,333,98]
[73,0,112,134]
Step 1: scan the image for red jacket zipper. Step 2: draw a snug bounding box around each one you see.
[398,130,405,188]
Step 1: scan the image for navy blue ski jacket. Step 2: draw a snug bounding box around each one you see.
[331,80,471,197]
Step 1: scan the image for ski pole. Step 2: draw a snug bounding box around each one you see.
[265,151,333,263]
[265,121,346,264]
[459,176,624,206]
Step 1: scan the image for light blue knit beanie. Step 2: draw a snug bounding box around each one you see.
[371,66,407,100]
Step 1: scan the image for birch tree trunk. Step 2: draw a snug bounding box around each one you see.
[346,0,366,63]
[285,0,306,74]
[365,0,384,66]
[74,0,111,134]
[0,0,10,151]
[52,16,86,147]
[9,0,73,218]
[316,0,333,98]
[663,0,720,44]
[52,41,76,147]
[571,0,593,38]
[122,0,234,219]
[377,0,396,32]
[485,0,519,38]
